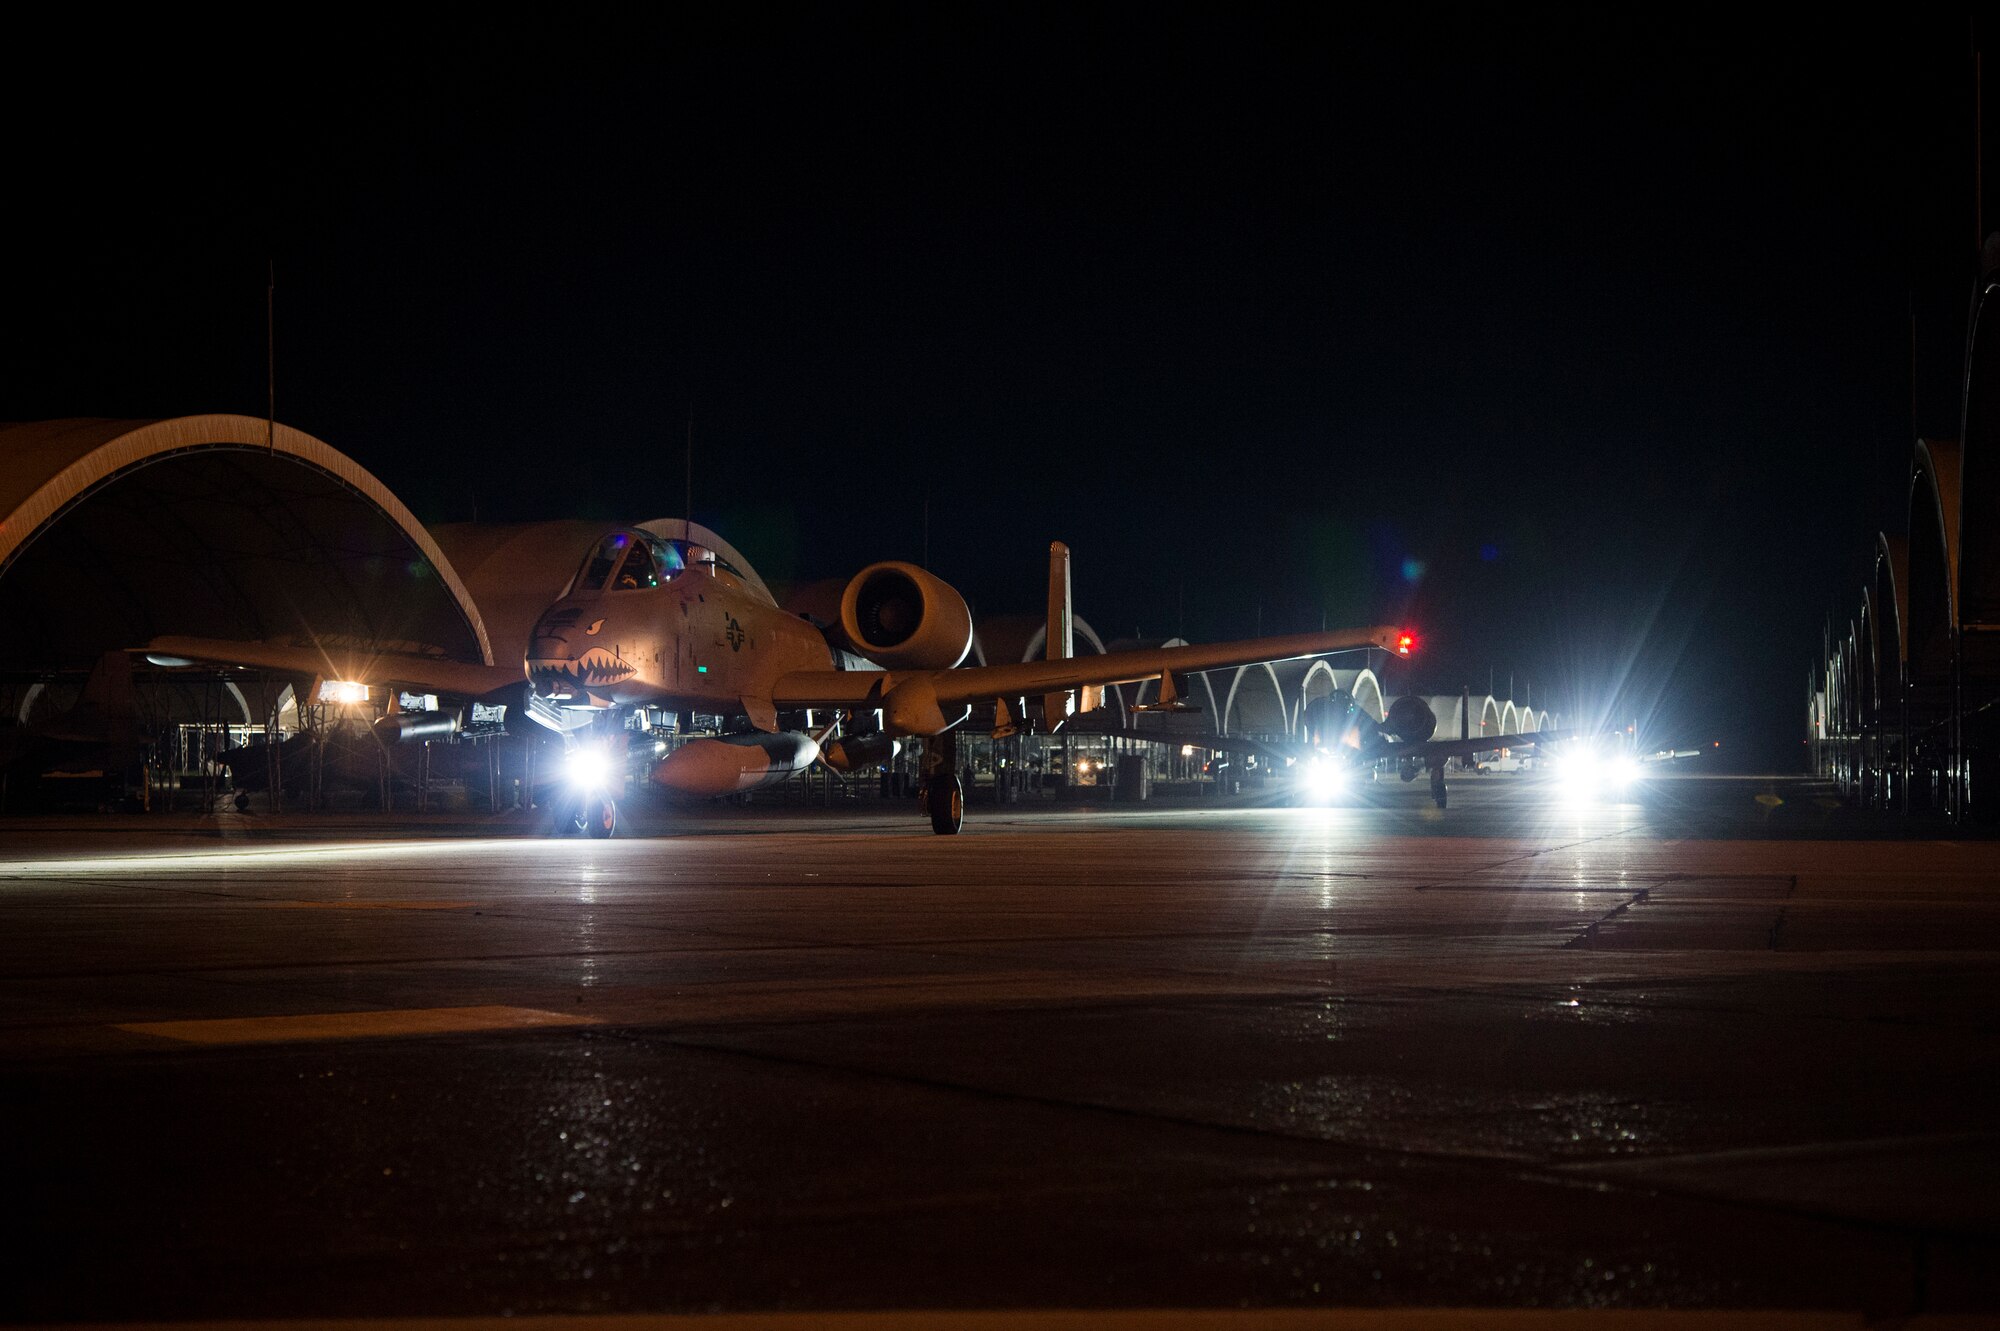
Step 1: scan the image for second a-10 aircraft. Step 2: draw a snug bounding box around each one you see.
[1101,687,1572,811]
[151,527,1435,835]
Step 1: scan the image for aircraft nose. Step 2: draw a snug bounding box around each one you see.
[525,606,635,690]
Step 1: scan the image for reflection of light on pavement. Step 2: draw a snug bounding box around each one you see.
[0,839,600,878]
[119,1005,599,1046]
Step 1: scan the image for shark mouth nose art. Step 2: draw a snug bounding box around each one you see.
[528,647,636,688]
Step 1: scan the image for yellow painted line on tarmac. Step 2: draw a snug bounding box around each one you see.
[257,900,480,911]
[115,1005,599,1047]
[18,1308,1970,1330]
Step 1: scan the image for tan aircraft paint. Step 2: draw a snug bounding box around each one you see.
[525,541,832,719]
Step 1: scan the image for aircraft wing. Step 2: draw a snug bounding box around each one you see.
[772,625,1406,715]
[144,635,523,700]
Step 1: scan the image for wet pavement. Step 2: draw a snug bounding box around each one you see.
[1,774,1996,1322]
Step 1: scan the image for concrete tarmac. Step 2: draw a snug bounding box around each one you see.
[1,774,1996,1323]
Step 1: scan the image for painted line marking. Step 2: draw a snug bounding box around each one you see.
[115,1005,598,1047]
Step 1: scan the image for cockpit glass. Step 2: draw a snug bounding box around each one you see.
[579,533,632,592]
[613,543,661,590]
[647,538,738,579]
[575,532,734,593]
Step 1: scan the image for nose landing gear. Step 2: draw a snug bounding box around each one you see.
[551,792,618,837]
[549,736,622,838]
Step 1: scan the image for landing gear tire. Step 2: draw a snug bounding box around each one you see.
[585,796,617,839]
[1429,766,1448,810]
[926,774,964,836]
[232,791,250,812]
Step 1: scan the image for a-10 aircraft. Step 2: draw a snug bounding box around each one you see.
[151,531,1411,835]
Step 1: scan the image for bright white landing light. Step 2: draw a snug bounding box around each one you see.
[564,747,614,790]
[1552,749,1641,801]
[1304,755,1346,799]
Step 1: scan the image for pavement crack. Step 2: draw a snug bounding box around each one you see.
[1561,888,1650,949]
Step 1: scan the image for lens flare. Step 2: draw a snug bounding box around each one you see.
[564,747,614,791]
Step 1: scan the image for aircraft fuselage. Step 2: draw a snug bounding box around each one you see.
[525,534,836,719]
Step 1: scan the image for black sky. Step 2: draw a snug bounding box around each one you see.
[4,9,1988,767]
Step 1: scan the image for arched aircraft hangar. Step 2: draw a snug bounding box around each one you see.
[1811,254,2000,821]
[0,415,491,674]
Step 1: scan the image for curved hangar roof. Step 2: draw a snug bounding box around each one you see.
[0,416,492,671]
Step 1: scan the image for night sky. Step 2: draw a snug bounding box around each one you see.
[5,10,1989,768]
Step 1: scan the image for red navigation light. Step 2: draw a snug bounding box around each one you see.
[1396,631,1416,656]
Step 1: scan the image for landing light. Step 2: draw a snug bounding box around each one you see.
[564,746,614,791]
[1304,754,1346,799]
[1551,748,1642,801]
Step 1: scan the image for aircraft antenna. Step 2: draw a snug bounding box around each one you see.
[265,259,276,450]
[684,404,694,540]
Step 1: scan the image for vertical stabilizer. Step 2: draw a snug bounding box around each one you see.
[1043,541,1075,731]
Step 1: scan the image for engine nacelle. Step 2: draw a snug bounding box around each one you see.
[1383,695,1437,743]
[838,562,974,670]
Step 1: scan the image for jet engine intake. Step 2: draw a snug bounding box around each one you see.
[1383,695,1437,743]
[838,562,974,670]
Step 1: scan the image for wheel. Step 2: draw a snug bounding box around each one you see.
[232,791,250,812]
[548,797,588,837]
[585,796,617,838]
[1429,767,1448,809]
[926,773,964,835]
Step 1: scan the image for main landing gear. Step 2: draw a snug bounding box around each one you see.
[1428,762,1448,810]
[926,773,964,835]
[922,728,965,835]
